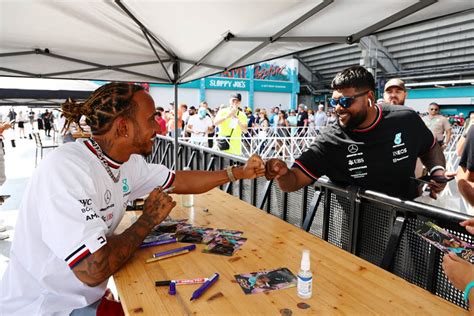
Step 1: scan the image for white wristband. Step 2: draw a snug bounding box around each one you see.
[429,166,445,175]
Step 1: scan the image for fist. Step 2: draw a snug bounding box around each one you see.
[242,154,265,179]
[143,188,177,226]
[265,158,289,180]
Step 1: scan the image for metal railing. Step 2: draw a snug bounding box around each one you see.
[148,135,470,310]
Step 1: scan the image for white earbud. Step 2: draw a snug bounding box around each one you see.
[368,99,372,106]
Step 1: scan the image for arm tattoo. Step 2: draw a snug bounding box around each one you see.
[73,214,155,287]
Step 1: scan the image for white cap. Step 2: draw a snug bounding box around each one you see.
[301,250,310,270]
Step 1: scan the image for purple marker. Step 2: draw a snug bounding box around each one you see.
[152,244,196,258]
[190,273,219,301]
[140,238,177,249]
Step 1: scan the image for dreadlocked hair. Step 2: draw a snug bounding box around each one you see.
[61,82,145,135]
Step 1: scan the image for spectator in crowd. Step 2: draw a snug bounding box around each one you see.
[257,110,270,154]
[28,109,35,130]
[458,111,474,156]
[269,106,279,126]
[307,109,315,127]
[265,66,448,201]
[314,104,328,129]
[296,104,308,136]
[276,110,289,156]
[254,108,261,127]
[442,218,474,315]
[422,102,452,149]
[287,109,298,136]
[0,83,265,315]
[43,109,54,137]
[0,121,12,186]
[179,103,188,131]
[7,108,17,130]
[214,93,248,155]
[246,108,256,129]
[154,107,167,136]
[327,109,337,126]
[186,107,213,147]
[383,78,407,106]
[17,111,27,139]
[448,126,474,208]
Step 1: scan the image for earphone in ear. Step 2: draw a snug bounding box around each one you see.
[368,99,372,106]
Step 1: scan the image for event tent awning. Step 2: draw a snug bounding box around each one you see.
[1,0,473,84]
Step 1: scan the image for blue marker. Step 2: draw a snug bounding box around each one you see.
[190,273,219,301]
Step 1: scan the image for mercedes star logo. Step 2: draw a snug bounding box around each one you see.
[104,190,112,205]
[348,144,359,154]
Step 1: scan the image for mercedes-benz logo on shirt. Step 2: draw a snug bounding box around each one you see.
[104,190,112,205]
[348,144,359,154]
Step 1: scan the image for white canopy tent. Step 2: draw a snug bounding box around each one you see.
[1,0,473,84]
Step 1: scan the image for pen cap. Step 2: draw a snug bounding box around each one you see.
[300,250,310,271]
[156,280,171,286]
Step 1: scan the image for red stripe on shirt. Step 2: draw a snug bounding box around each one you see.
[353,105,382,133]
[294,160,318,180]
[84,141,121,169]
[68,249,91,269]
[163,172,175,189]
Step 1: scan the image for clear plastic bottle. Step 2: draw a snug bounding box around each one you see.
[181,167,194,207]
[297,249,312,299]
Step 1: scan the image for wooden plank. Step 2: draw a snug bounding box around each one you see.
[114,189,465,315]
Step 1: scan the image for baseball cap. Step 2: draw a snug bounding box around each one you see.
[384,79,406,92]
[230,93,242,101]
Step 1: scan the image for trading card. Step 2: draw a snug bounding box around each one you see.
[415,221,474,261]
[203,235,247,256]
[234,268,297,294]
[175,226,214,243]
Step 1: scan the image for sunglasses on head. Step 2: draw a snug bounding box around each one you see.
[329,91,369,108]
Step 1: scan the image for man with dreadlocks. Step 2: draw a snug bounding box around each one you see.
[0,83,265,315]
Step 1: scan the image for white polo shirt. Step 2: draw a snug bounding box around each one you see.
[0,139,174,315]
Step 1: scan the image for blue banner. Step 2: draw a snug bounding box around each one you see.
[254,80,293,93]
[205,78,249,90]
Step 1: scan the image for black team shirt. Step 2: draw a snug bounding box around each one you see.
[459,127,474,172]
[293,104,435,200]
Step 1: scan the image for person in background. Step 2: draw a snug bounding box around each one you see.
[28,109,35,131]
[0,121,12,186]
[296,104,308,136]
[314,104,328,129]
[383,78,407,106]
[457,112,474,156]
[287,109,298,136]
[422,102,452,150]
[447,127,474,209]
[199,101,215,148]
[327,109,337,126]
[0,83,265,315]
[154,107,167,136]
[186,107,213,147]
[214,93,248,155]
[442,217,474,315]
[307,110,315,128]
[17,111,27,139]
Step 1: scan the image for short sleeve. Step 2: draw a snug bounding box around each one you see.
[127,155,175,200]
[460,128,474,171]
[41,189,108,270]
[291,141,328,181]
[413,113,436,155]
[443,117,452,130]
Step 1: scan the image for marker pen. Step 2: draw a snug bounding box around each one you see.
[156,277,208,286]
[152,244,196,258]
[146,249,190,263]
[190,273,219,301]
[140,238,177,249]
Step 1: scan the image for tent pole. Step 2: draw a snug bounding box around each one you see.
[173,83,179,171]
[173,61,180,171]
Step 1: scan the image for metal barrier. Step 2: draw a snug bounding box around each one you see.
[148,135,471,310]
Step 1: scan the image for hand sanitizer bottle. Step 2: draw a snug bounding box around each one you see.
[297,250,312,299]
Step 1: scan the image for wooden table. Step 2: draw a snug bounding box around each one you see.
[114,189,465,315]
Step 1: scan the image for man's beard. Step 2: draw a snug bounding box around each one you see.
[337,109,367,130]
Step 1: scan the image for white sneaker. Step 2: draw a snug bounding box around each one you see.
[0,232,9,240]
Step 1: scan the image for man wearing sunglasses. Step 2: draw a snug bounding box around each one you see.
[265,66,447,200]
[422,102,452,150]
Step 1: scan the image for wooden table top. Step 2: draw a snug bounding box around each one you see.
[114,189,465,315]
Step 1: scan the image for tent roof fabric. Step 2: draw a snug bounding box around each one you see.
[1,0,473,84]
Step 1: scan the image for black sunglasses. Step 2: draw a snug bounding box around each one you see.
[430,108,439,111]
[329,91,369,108]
